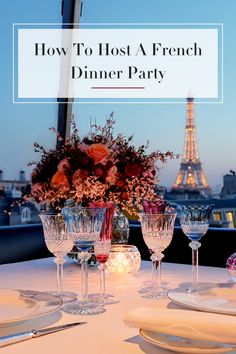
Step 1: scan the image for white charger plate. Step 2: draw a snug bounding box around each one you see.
[0,289,62,326]
[168,283,236,315]
[139,329,236,354]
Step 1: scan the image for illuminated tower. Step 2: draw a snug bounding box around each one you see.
[172,97,210,192]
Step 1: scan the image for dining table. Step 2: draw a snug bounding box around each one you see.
[0,256,234,354]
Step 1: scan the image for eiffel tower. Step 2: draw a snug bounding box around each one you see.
[172,97,210,193]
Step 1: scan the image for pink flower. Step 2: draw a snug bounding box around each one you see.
[77,143,89,152]
[106,166,117,185]
[142,200,166,213]
[58,159,70,172]
[142,169,155,178]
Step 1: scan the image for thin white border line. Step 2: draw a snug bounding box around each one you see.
[221,24,224,103]
[13,22,223,104]
[13,101,223,105]
[13,22,223,26]
[12,24,15,104]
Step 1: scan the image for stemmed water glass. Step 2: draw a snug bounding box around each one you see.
[140,212,176,299]
[140,200,166,293]
[62,207,105,315]
[177,204,213,290]
[89,202,119,305]
[39,213,77,302]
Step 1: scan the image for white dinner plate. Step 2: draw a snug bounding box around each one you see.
[168,282,236,315]
[0,289,62,326]
[139,329,236,354]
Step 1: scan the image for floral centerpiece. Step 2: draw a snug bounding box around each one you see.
[30,113,174,215]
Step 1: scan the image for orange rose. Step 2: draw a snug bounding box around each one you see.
[51,171,69,187]
[87,143,109,164]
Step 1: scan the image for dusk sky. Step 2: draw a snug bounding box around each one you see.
[1,0,236,189]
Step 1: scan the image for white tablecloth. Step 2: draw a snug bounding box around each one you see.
[0,257,233,354]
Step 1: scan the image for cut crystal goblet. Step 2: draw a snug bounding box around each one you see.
[62,207,105,315]
[140,212,176,299]
[177,204,213,290]
[89,202,119,305]
[39,213,77,302]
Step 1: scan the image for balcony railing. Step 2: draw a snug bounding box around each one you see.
[0,223,235,267]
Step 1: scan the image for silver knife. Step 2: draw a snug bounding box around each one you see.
[0,322,87,348]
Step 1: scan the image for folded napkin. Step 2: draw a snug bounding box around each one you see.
[124,307,236,344]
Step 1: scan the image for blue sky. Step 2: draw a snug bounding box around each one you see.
[0,0,236,188]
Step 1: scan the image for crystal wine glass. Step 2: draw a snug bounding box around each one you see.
[140,212,176,299]
[62,207,105,315]
[89,202,119,305]
[39,213,77,302]
[140,200,166,293]
[177,204,213,290]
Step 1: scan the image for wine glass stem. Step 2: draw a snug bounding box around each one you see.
[192,248,198,287]
[81,256,88,302]
[99,263,106,301]
[55,255,65,296]
[152,259,162,291]
[152,260,158,288]
[190,241,201,288]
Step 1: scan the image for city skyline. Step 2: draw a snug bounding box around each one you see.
[0,0,236,189]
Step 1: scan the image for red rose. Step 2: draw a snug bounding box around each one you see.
[115,176,125,188]
[94,167,104,178]
[121,191,129,200]
[80,156,90,166]
[125,163,141,177]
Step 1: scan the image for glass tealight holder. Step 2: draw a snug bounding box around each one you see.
[106,245,141,273]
